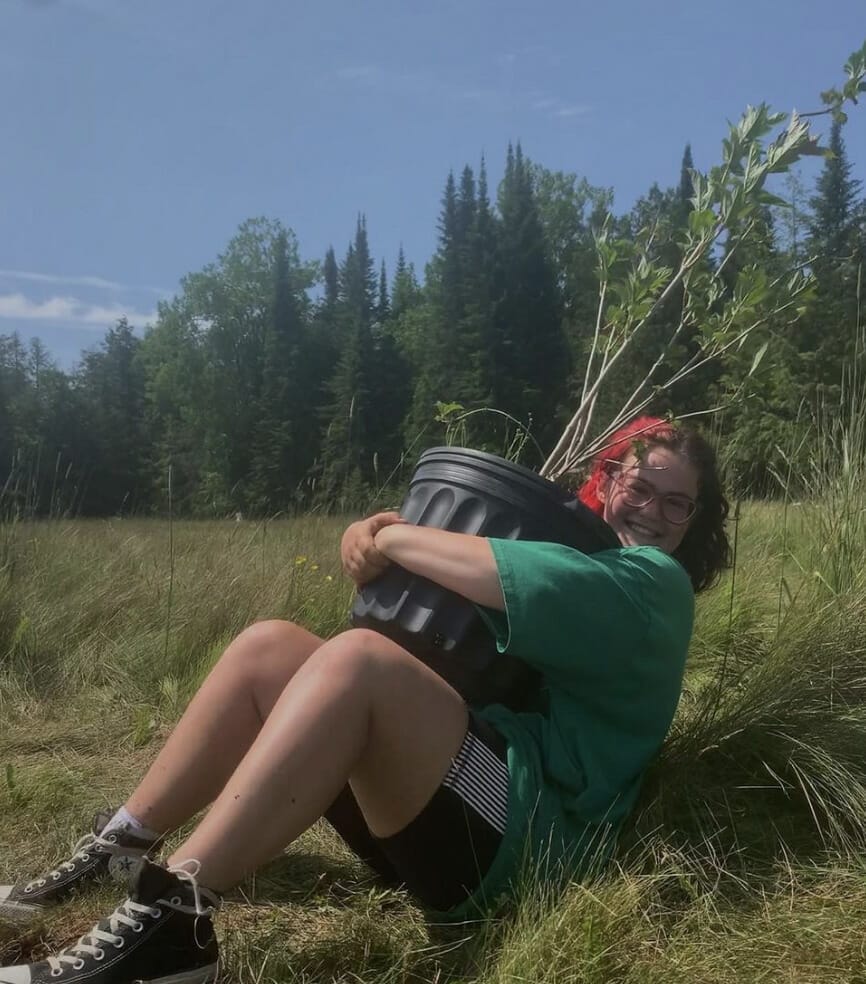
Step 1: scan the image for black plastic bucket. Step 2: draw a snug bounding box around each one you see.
[351,447,618,709]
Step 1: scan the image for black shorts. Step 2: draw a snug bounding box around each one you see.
[325,713,509,911]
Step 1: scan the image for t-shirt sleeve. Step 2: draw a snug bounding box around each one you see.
[477,539,694,683]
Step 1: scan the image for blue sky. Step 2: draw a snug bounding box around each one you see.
[1,0,864,367]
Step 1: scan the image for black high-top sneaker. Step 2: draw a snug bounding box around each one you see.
[0,858,220,984]
[0,810,160,923]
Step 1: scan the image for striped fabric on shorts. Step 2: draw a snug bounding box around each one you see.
[442,727,509,834]
[367,712,511,911]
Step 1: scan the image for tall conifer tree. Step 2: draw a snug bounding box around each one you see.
[76,319,147,515]
[377,260,390,322]
[494,144,566,448]
[800,120,865,381]
[321,217,379,504]
[323,246,339,309]
[250,229,304,510]
[391,246,421,319]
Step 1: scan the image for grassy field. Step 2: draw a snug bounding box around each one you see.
[3,501,866,982]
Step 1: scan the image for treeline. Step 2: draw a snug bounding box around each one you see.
[1,132,864,518]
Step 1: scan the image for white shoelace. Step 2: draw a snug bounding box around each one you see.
[45,898,160,975]
[24,832,119,892]
[170,861,216,920]
[44,860,216,977]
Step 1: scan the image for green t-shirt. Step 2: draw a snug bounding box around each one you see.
[444,540,694,920]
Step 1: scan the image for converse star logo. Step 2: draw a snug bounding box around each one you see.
[108,854,141,880]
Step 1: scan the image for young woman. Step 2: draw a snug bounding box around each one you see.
[0,417,730,984]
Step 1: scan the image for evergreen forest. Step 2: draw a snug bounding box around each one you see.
[1,130,864,518]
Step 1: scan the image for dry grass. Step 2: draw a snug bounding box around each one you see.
[3,504,866,981]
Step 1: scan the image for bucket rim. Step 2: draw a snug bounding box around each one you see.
[416,446,559,487]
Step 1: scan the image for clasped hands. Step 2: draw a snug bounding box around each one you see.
[340,511,406,588]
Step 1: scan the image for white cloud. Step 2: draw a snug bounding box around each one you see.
[553,105,592,118]
[529,97,593,119]
[333,64,591,120]
[0,292,157,328]
[0,268,166,294]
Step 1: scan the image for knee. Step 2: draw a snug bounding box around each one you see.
[330,628,387,657]
[312,628,394,680]
[220,619,313,676]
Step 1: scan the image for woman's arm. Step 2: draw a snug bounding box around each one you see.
[340,511,406,586]
[374,525,505,611]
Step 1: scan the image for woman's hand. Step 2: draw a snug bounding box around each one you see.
[341,511,407,587]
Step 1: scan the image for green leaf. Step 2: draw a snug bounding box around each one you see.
[755,191,790,208]
[434,401,464,423]
[748,340,769,377]
[844,42,866,79]
[843,77,861,100]
[765,114,824,172]
[688,208,717,237]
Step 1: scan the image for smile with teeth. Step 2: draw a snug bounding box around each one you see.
[627,520,660,538]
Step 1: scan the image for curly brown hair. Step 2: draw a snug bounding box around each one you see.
[643,427,732,593]
[579,417,732,593]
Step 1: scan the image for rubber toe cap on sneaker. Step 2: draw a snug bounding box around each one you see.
[0,886,41,923]
[0,965,32,983]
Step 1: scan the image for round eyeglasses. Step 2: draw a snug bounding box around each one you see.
[606,467,698,526]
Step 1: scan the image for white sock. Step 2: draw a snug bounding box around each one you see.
[101,805,160,843]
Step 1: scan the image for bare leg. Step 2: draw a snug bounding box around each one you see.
[166,629,469,892]
[125,620,323,834]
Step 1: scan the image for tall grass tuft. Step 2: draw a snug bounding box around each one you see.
[6,408,866,978]
[0,517,352,719]
[630,371,866,891]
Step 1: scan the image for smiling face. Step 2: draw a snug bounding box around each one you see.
[597,446,700,554]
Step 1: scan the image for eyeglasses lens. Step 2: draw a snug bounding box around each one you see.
[620,479,695,525]
[663,500,695,524]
